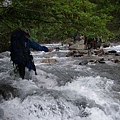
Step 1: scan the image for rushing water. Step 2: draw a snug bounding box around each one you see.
[0,43,120,120]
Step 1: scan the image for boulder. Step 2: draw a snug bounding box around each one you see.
[0,84,18,100]
[69,40,85,50]
[94,49,105,56]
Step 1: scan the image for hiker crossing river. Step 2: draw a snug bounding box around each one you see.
[0,43,120,120]
[9,29,53,79]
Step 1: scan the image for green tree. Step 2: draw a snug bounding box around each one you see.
[0,0,119,52]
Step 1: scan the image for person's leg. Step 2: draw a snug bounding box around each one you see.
[18,64,25,79]
[31,61,37,75]
[87,44,91,56]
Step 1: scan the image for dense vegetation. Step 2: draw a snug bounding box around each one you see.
[0,0,120,52]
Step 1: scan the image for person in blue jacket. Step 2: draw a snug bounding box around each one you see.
[10,29,53,79]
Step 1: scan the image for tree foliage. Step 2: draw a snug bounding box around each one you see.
[0,0,120,51]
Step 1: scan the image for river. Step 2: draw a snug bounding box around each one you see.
[0,43,120,120]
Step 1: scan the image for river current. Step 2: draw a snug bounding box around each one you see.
[0,43,120,120]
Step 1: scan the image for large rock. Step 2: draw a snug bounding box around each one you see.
[0,84,18,100]
[69,40,85,50]
[94,49,105,56]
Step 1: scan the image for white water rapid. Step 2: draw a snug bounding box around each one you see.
[0,43,120,120]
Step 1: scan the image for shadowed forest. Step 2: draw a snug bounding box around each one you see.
[0,0,120,52]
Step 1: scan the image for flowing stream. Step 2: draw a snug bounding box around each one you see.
[0,43,120,120]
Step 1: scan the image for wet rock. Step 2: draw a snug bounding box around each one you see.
[75,101,87,109]
[66,51,76,57]
[102,42,110,48]
[99,61,105,64]
[94,49,105,56]
[78,50,87,54]
[98,58,106,64]
[0,84,18,100]
[115,52,120,56]
[74,99,90,117]
[114,59,120,63]
[79,59,88,65]
[55,47,60,51]
[111,59,120,63]
[74,54,83,57]
[112,85,120,92]
[108,50,117,54]
[68,41,74,46]
[89,59,95,63]
[66,50,87,57]
[69,40,85,50]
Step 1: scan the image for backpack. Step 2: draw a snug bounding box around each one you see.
[9,29,37,77]
[9,29,27,65]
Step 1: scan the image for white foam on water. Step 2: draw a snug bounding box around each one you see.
[104,45,120,52]
[1,74,120,120]
[0,44,120,120]
[54,75,120,120]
